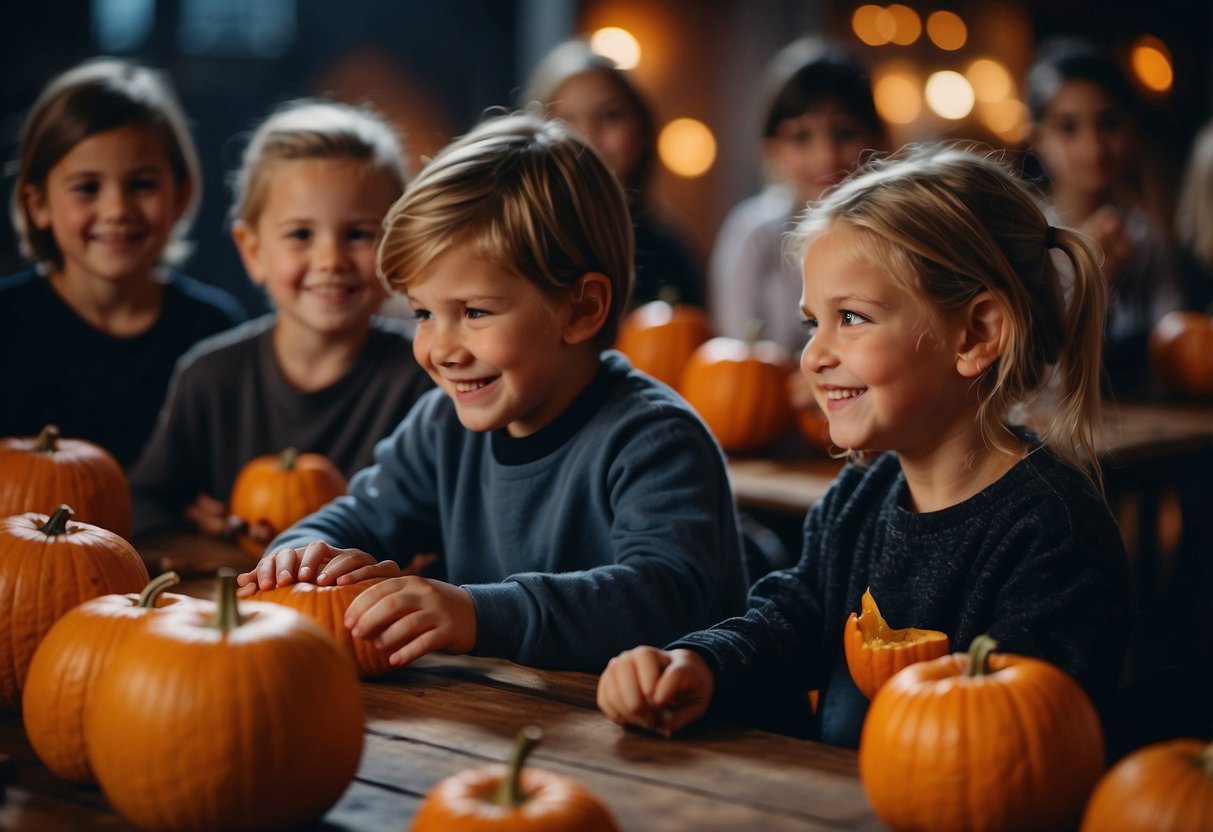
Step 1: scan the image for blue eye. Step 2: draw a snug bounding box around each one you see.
[411,309,431,322]
[465,307,488,319]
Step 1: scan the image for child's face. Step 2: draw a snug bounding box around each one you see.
[234,159,395,341]
[548,71,645,186]
[24,125,188,284]
[766,101,875,204]
[1032,79,1133,200]
[798,225,971,454]
[406,243,585,438]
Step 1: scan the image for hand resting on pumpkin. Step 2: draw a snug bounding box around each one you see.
[235,539,439,596]
[596,646,716,737]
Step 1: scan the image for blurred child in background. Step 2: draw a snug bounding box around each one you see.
[1174,118,1213,312]
[1,57,245,466]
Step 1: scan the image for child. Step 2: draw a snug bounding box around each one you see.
[522,39,704,309]
[1174,118,1213,313]
[1024,38,1180,395]
[1,57,245,467]
[597,145,1135,747]
[235,112,748,673]
[128,99,433,543]
[709,38,883,353]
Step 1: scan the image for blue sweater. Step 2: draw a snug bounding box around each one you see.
[271,351,749,672]
[673,438,1135,746]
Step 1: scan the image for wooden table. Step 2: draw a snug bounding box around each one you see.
[1,653,884,830]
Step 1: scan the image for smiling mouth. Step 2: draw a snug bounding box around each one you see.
[454,378,495,393]
[824,387,864,401]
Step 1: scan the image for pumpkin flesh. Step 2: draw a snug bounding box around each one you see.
[843,588,949,700]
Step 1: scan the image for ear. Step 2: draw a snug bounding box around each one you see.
[954,290,1009,378]
[231,219,267,285]
[22,184,51,230]
[561,272,612,346]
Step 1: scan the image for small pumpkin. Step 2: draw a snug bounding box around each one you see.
[85,569,364,832]
[412,725,620,831]
[679,330,794,454]
[859,635,1104,832]
[251,578,394,677]
[843,588,949,700]
[0,424,132,539]
[0,505,149,709]
[794,400,833,455]
[1148,310,1213,397]
[21,571,189,782]
[1080,738,1213,832]
[615,292,713,388]
[229,447,347,557]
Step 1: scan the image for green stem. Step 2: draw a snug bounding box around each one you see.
[494,726,543,808]
[280,447,299,471]
[34,424,61,453]
[656,285,681,306]
[39,505,74,535]
[1199,743,1213,778]
[137,571,181,608]
[964,635,999,677]
[743,319,766,345]
[212,568,243,633]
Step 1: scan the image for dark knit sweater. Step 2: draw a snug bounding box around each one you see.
[672,437,1135,746]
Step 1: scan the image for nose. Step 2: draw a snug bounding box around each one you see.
[98,184,131,221]
[315,234,350,274]
[424,319,468,369]
[800,324,835,376]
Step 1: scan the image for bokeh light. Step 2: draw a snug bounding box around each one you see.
[873,69,922,124]
[853,4,895,47]
[1130,35,1173,93]
[657,118,716,178]
[589,26,641,70]
[967,58,1013,103]
[887,4,922,46]
[926,10,967,51]
[977,99,1029,143]
[925,70,975,120]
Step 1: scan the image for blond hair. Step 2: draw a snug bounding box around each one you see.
[791,144,1107,474]
[230,98,407,225]
[377,110,635,348]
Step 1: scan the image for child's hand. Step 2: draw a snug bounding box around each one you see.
[596,647,715,736]
[236,541,392,596]
[1082,205,1133,280]
[344,576,477,667]
[182,494,231,538]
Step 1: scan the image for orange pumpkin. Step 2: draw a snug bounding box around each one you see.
[0,505,148,709]
[794,401,833,454]
[1149,310,1213,397]
[1080,738,1213,832]
[859,635,1104,832]
[252,578,394,677]
[412,726,619,831]
[0,424,132,539]
[229,447,347,557]
[615,296,713,388]
[679,335,794,453]
[843,588,949,700]
[85,569,364,832]
[21,571,189,782]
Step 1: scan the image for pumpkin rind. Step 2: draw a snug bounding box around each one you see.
[251,579,394,677]
[859,637,1105,832]
[21,572,188,782]
[0,425,132,539]
[843,588,949,700]
[0,507,149,708]
[679,336,794,453]
[229,447,347,557]
[85,571,364,832]
[1148,311,1213,397]
[615,298,713,388]
[1080,739,1213,832]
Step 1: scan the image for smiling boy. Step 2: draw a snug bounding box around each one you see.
[237,112,747,672]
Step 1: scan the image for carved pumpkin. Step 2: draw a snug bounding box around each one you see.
[412,726,619,831]
[252,579,394,677]
[0,424,132,539]
[679,335,794,453]
[615,295,713,388]
[1080,738,1213,831]
[0,505,148,709]
[85,569,364,832]
[843,588,949,700]
[1149,311,1213,397]
[859,635,1104,832]
[229,447,347,557]
[21,571,188,782]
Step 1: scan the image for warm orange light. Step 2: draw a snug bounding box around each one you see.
[657,118,716,178]
[925,71,975,120]
[978,98,1029,143]
[1131,35,1173,93]
[853,4,895,47]
[590,27,641,70]
[967,58,1013,103]
[873,70,922,125]
[926,10,967,51]
[887,4,921,46]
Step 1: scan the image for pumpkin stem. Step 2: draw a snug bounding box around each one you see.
[964,635,999,677]
[494,725,543,808]
[656,284,681,306]
[743,319,766,345]
[280,447,299,471]
[138,571,181,608]
[39,504,75,535]
[34,424,62,453]
[211,568,244,633]
[1199,743,1213,777]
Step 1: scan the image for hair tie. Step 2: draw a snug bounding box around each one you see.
[1044,225,1058,249]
